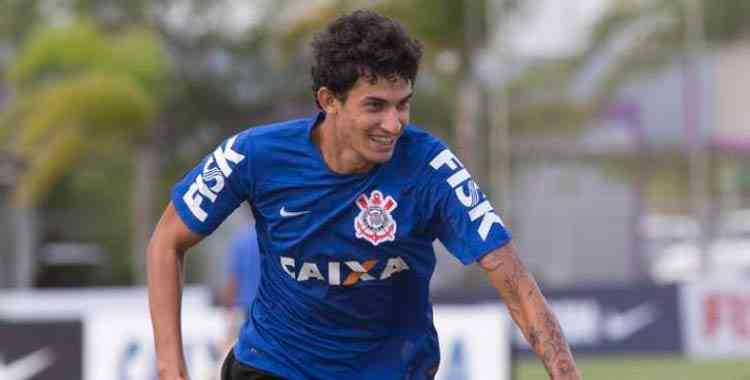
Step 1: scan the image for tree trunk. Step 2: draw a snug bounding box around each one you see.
[12,204,37,288]
[458,0,492,291]
[132,140,159,284]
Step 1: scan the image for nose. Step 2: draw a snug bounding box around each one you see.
[381,110,403,135]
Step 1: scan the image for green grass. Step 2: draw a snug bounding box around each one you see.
[515,354,750,380]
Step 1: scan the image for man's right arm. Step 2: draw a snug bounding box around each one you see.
[147,202,204,380]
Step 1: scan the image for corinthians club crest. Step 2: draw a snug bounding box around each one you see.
[354,190,398,246]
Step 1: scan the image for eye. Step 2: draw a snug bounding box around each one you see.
[397,101,410,111]
[365,102,384,111]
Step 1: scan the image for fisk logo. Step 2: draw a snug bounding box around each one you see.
[429,149,504,241]
[280,256,410,285]
[183,135,245,221]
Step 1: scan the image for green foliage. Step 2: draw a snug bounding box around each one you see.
[277,0,517,64]
[41,148,134,285]
[509,101,590,137]
[8,21,168,96]
[702,0,750,43]
[375,0,467,50]
[7,21,111,89]
[0,0,45,43]
[16,74,155,148]
[15,128,85,207]
[108,28,171,97]
[1,21,169,205]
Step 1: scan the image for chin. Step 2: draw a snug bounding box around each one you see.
[366,150,394,164]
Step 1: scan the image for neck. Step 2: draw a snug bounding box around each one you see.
[313,114,374,174]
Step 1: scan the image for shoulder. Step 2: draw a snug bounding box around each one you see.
[245,116,313,138]
[236,116,313,148]
[393,125,469,192]
[390,125,449,176]
[223,116,315,169]
[401,124,442,146]
[208,117,311,171]
[398,125,447,157]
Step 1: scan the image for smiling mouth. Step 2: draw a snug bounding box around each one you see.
[370,135,396,147]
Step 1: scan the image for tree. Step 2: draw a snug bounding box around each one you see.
[1,20,169,283]
[1,0,302,285]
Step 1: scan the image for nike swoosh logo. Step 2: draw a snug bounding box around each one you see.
[0,348,55,380]
[280,207,311,218]
[604,302,660,341]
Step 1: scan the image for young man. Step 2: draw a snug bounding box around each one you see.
[147,10,580,380]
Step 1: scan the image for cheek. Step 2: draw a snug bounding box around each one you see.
[400,109,410,124]
[353,116,377,135]
[400,116,409,127]
[338,116,368,143]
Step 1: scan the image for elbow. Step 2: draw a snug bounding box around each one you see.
[478,247,508,272]
[146,235,186,264]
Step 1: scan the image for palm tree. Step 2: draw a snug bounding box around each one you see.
[1,21,169,284]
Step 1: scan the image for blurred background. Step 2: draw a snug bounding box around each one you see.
[1,0,749,379]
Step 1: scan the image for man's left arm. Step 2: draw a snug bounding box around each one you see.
[478,243,581,380]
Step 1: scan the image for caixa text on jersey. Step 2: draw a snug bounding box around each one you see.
[280,256,410,286]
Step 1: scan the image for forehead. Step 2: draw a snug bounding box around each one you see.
[347,76,412,101]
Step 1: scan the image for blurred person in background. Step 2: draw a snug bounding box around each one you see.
[147,10,579,380]
[221,224,261,352]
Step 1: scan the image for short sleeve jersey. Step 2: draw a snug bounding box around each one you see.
[172,113,511,380]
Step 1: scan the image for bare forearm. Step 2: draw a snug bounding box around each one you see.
[521,290,578,378]
[147,242,188,378]
[480,244,580,379]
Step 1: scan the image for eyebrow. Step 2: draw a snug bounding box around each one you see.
[362,93,414,104]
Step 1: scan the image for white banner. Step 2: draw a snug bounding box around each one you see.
[1,287,511,379]
[84,309,225,380]
[434,303,510,380]
[680,277,750,358]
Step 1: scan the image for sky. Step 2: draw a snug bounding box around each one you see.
[506,0,611,58]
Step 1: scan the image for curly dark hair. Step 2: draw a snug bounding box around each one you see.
[310,10,423,109]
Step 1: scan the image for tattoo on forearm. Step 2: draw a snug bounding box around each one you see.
[500,251,525,304]
[556,358,575,375]
[533,308,574,376]
[528,325,541,348]
[484,247,577,377]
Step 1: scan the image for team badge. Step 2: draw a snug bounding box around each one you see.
[354,190,398,246]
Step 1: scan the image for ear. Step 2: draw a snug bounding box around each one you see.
[317,87,341,115]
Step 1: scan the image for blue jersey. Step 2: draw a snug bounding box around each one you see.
[172,113,511,380]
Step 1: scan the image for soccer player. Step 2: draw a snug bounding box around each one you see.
[147,10,580,380]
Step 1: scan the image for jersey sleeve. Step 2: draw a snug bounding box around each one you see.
[171,132,254,235]
[422,142,511,265]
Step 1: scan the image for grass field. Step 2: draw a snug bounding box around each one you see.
[515,354,750,380]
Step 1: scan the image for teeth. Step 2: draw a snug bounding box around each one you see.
[371,136,393,144]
